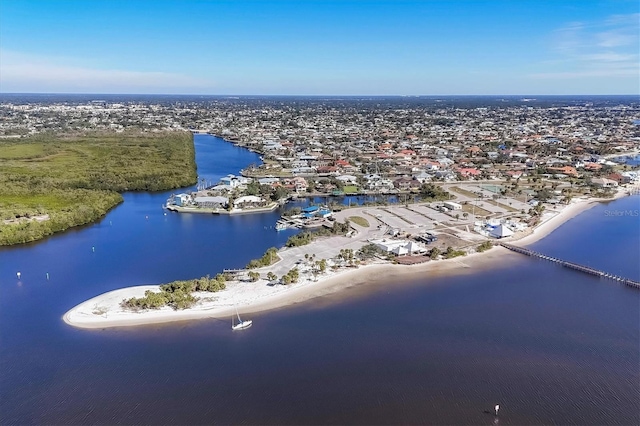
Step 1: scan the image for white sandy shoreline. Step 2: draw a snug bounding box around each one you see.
[63,191,635,329]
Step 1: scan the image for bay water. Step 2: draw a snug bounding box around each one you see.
[0,135,638,424]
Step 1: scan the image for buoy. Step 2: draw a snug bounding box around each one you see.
[494,404,500,416]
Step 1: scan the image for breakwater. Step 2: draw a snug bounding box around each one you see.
[500,243,640,289]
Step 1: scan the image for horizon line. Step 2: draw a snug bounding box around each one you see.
[1,92,638,97]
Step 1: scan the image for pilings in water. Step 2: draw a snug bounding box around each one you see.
[500,243,640,289]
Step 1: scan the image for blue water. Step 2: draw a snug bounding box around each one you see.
[621,155,640,166]
[0,135,638,425]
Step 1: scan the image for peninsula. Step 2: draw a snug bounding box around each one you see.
[64,185,637,329]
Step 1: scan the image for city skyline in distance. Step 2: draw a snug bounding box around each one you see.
[1,0,638,95]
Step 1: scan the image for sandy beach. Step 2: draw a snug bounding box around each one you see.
[63,247,510,329]
[512,189,630,246]
[63,189,634,329]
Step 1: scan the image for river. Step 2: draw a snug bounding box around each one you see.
[0,135,638,425]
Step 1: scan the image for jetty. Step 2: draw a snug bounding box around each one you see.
[500,243,640,289]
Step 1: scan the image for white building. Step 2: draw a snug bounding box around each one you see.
[443,201,462,210]
[370,239,427,256]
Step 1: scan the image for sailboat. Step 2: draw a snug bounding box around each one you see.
[232,307,252,330]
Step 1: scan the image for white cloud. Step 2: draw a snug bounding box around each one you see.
[0,50,215,93]
[531,13,639,87]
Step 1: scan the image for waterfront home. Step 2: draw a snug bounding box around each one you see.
[194,196,228,209]
[393,177,421,191]
[257,177,281,186]
[234,195,268,208]
[173,193,192,206]
[591,178,618,188]
[336,175,358,184]
[220,174,249,188]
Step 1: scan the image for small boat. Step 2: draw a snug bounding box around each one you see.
[232,308,252,331]
[275,220,288,231]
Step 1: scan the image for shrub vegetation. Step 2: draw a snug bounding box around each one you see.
[246,247,279,268]
[476,241,494,252]
[121,274,226,311]
[0,131,197,245]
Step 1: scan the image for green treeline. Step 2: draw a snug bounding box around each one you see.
[285,220,352,247]
[247,247,279,269]
[121,275,227,311]
[0,131,197,245]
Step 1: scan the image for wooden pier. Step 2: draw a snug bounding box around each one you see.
[500,243,640,289]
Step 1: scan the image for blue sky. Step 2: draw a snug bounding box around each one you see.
[0,0,638,95]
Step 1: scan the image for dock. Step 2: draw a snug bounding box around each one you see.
[500,243,640,289]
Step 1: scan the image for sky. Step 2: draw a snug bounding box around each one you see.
[0,0,638,95]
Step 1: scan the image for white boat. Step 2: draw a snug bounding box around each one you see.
[232,308,252,331]
[275,220,288,231]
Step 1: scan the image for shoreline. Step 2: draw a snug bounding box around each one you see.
[63,190,636,329]
[63,247,511,329]
[166,202,279,215]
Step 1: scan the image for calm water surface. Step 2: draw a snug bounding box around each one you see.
[1,135,638,425]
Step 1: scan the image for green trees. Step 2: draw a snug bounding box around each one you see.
[338,248,355,264]
[283,207,302,217]
[281,267,300,285]
[442,246,466,259]
[357,243,384,259]
[419,183,449,200]
[476,241,493,252]
[248,271,261,282]
[0,131,197,246]
[428,247,441,259]
[285,232,313,247]
[121,275,227,311]
[247,247,279,268]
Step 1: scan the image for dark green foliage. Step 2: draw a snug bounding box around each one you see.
[121,275,225,311]
[0,131,197,245]
[282,207,302,217]
[357,243,385,259]
[284,219,351,248]
[535,188,553,202]
[285,232,313,247]
[331,219,351,234]
[442,246,466,259]
[419,183,449,200]
[246,247,279,268]
[428,247,441,259]
[476,241,493,252]
[281,267,299,285]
